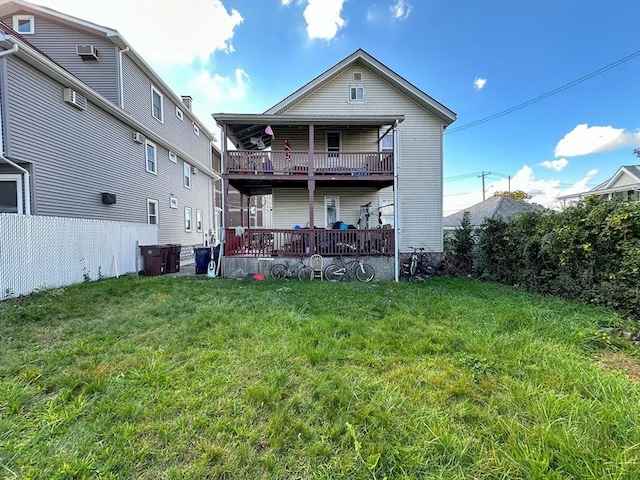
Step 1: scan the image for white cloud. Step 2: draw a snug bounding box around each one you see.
[390,0,413,20]
[282,0,293,5]
[540,158,568,171]
[554,124,640,157]
[474,77,487,90]
[38,0,243,65]
[191,68,249,103]
[303,0,346,40]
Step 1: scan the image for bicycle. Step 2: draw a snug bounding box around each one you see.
[405,247,436,283]
[324,255,375,282]
[270,257,313,280]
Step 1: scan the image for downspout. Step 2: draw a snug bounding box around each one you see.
[393,120,399,282]
[118,47,130,108]
[217,124,227,276]
[0,41,30,214]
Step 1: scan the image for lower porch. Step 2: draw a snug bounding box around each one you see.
[223,227,394,257]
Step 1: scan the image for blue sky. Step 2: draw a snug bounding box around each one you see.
[39,0,640,214]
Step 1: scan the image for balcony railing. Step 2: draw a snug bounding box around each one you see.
[224,227,394,257]
[226,150,393,176]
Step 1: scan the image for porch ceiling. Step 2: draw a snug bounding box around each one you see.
[229,175,394,197]
[213,113,404,150]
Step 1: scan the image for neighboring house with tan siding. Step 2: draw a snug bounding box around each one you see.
[0,0,220,255]
[214,49,456,279]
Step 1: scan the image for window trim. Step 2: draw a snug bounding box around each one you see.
[151,85,164,122]
[349,84,364,103]
[147,198,159,225]
[183,161,191,188]
[169,151,177,163]
[184,206,192,232]
[381,131,393,151]
[193,123,200,136]
[13,15,34,34]
[170,197,178,209]
[196,209,203,232]
[145,140,157,174]
[175,106,184,121]
[0,173,24,214]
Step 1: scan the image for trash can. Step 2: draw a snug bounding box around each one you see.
[139,245,167,276]
[194,247,212,274]
[165,244,181,273]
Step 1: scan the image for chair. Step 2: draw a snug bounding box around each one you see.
[310,254,324,281]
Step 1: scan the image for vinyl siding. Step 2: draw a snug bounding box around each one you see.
[273,187,379,229]
[284,63,444,252]
[1,12,119,103]
[121,54,211,166]
[3,55,213,247]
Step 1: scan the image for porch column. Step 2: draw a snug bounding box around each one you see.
[308,179,315,253]
[308,124,315,253]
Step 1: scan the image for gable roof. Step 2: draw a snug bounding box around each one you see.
[557,165,640,200]
[443,196,547,229]
[264,48,457,125]
[0,0,216,141]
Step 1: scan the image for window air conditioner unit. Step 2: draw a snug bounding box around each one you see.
[63,88,87,110]
[133,132,143,143]
[191,166,198,175]
[76,44,99,61]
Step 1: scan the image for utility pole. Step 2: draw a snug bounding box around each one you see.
[508,175,511,193]
[478,171,491,201]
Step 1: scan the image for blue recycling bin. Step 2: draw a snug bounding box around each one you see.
[194,247,211,274]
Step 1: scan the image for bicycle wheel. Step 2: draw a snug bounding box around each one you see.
[354,263,375,282]
[297,265,313,281]
[324,264,344,282]
[270,263,287,279]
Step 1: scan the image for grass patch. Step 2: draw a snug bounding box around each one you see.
[1,276,639,479]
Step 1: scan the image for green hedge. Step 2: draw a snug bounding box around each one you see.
[473,199,640,321]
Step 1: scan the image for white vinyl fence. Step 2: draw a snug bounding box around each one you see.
[0,214,157,300]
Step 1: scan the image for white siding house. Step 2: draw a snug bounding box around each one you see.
[214,49,456,279]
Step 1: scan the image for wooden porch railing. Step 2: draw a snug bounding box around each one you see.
[224,227,394,257]
[226,151,393,175]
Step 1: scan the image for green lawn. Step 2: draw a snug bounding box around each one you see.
[1,276,639,479]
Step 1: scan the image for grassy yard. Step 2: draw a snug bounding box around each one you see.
[1,276,639,479]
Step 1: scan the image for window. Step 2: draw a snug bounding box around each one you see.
[145,141,157,174]
[326,132,341,165]
[0,174,23,214]
[381,131,393,151]
[193,123,200,136]
[169,151,177,163]
[184,207,192,232]
[183,162,191,188]
[176,106,184,121]
[196,209,203,232]
[147,199,159,224]
[325,197,339,228]
[349,84,364,103]
[151,85,163,122]
[170,197,178,209]
[13,15,34,34]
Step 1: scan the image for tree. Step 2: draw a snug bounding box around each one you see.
[633,148,640,158]
[493,190,532,201]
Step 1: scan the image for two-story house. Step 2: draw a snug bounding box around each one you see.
[214,49,456,280]
[0,0,220,259]
[557,165,640,208]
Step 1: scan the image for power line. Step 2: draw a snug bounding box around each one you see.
[445,50,640,135]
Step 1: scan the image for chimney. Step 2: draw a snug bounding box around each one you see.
[181,95,193,111]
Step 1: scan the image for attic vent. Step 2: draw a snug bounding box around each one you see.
[353,72,362,81]
[76,44,99,61]
[63,88,87,110]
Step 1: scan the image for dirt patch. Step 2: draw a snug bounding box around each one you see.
[597,351,640,382]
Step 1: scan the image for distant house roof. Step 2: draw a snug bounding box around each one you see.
[443,196,547,229]
[557,165,640,200]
